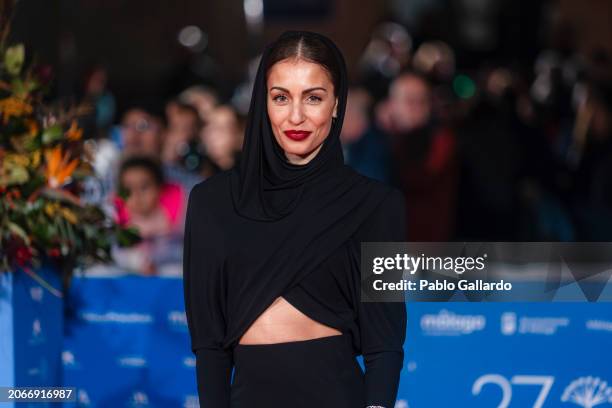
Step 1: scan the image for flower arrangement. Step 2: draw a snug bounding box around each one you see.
[0,2,138,288]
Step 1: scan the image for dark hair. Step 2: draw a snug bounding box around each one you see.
[265,32,341,96]
[167,98,202,127]
[119,156,165,188]
[395,68,431,88]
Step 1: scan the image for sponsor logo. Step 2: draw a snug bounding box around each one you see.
[118,356,148,368]
[501,312,517,335]
[183,356,196,368]
[420,309,486,336]
[168,310,188,327]
[62,350,76,366]
[183,395,200,408]
[78,389,91,406]
[561,376,612,407]
[499,313,569,336]
[32,318,41,337]
[518,316,569,335]
[128,391,149,406]
[81,311,153,324]
[30,286,43,302]
[586,320,612,333]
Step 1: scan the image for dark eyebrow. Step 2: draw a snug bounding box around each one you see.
[270,86,328,94]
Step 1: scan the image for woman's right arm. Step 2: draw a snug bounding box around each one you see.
[183,184,233,407]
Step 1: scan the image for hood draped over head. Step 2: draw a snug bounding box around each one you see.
[230,30,350,221]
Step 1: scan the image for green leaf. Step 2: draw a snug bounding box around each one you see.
[41,125,63,145]
[7,221,30,244]
[10,78,26,97]
[116,226,141,248]
[5,44,25,76]
[24,78,39,93]
[0,164,29,186]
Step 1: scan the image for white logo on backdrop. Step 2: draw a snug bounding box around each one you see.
[394,400,410,408]
[32,318,41,337]
[129,391,149,406]
[586,320,612,333]
[519,316,569,335]
[81,311,153,324]
[78,389,91,406]
[183,395,200,408]
[420,309,486,335]
[30,286,43,302]
[168,310,188,327]
[183,356,196,368]
[499,313,569,335]
[501,312,517,335]
[118,356,147,367]
[561,376,612,408]
[62,350,75,366]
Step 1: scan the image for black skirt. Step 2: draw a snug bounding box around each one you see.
[230,333,365,408]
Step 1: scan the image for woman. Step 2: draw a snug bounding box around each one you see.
[183,30,407,408]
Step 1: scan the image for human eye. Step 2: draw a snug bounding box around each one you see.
[306,95,322,103]
[272,94,288,103]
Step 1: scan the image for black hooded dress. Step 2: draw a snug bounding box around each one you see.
[183,31,407,408]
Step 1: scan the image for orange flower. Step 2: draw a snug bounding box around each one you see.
[0,97,33,124]
[26,119,39,136]
[66,120,83,141]
[44,146,79,188]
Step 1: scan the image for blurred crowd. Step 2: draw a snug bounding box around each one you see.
[78,21,612,276]
[80,80,244,276]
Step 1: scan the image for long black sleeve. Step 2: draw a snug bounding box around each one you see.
[194,348,233,407]
[357,188,408,407]
[183,184,234,407]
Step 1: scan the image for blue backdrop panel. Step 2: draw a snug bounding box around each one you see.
[60,275,611,408]
[62,276,198,407]
[397,303,612,408]
[0,265,63,408]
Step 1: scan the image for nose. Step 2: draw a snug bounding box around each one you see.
[288,100,305,125]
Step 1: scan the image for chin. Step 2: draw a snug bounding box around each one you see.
[276,136,307,151]
[283,146,316,157]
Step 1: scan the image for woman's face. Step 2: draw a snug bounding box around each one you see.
[267,58,338,165]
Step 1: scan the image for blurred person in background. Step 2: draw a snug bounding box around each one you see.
[198,105,242,177]
[454,67,526,240]
[121,108,164,158]
[162,99,204,193]
[113,156,187,275]
[120,105,201,198]
[80,63,116,138]
[178,85,220,123]
[76,64,120,212]
[340,86,391,182]
[163,99,202,165]
[563,80,612,240]
[411,40,456,124]
[358,22,413,101]
[386,70,458,241]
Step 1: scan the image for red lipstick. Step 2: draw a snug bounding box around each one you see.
[283,130,312,141]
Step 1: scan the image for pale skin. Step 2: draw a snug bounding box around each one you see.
[238,58,342,345]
